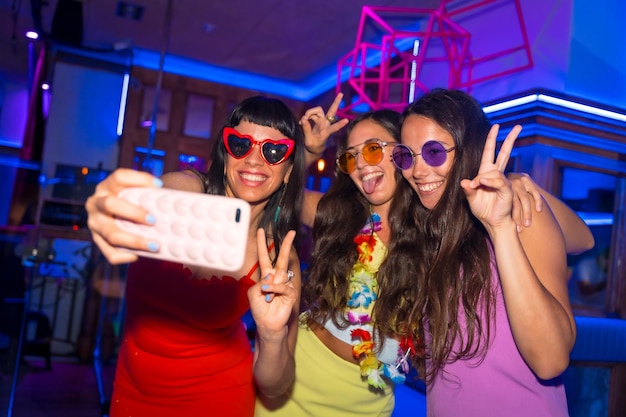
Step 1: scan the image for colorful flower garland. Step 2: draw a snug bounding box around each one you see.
[347,213,411,390]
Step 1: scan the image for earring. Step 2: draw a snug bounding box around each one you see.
[274,183,287,222]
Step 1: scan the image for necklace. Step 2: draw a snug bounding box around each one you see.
[348,213,408,389]
[359,212,382,235]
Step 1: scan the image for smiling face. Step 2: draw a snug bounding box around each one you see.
[345,119,398,210]
[400,114,456,210]
[223,120,293,207]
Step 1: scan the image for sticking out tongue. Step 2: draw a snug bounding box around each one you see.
[362,175,381,194]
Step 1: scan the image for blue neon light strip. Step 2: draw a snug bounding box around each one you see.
[538,94,626,122]
[0,140,21,149]
[53,30,417,101]
[117,73,130,136]
[132,49,316,100]
[483,94,626,123]
[53,44,626,120]
[131,36,419,101]
[576,211,613,226]
[0,153,41,169]
[135,146,166,156]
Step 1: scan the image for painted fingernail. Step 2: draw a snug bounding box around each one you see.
[153,178,163,188]
[145,213,156,225]
[263,274,270,281]
[261,285,269,291]
[265,294,271,302]
[147,242,159,252]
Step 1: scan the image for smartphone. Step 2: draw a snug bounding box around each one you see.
[115,187,251,272]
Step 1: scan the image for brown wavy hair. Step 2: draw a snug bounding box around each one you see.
[382,89,497,383]
[302,109,422,348]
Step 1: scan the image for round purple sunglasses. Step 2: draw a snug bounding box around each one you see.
[391,141,455,170]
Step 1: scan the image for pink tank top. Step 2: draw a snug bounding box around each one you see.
[426,260,569,417]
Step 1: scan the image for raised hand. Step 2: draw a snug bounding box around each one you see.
[85,168,162,264]
[249,228,300,335]
[460,124,522,231]
[300,92,350,158]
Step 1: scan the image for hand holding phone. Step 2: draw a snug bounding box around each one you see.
[115,187,251,272]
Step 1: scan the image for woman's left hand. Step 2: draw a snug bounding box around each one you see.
[248,229,300,335]
[461,124,522,230]
[300,93,349,157]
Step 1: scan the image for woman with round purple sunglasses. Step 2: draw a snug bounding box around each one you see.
[380,88,585,416]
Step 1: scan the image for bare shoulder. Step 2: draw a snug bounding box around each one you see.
[519,196,565,249]
[161,170,205,192]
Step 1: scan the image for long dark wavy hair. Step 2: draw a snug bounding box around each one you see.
[303,109,421,345]
[202,96,305,257]
[385,89,496,383]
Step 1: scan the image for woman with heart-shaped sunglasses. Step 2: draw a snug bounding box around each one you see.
[85,96,309,417]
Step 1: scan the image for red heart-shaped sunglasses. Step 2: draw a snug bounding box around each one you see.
[223,127,295,165]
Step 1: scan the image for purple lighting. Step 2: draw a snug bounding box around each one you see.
[26,31,39,40]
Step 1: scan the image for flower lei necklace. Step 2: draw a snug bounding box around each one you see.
[347,212,411,390]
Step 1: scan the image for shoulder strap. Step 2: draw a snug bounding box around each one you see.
[245,242,275,279]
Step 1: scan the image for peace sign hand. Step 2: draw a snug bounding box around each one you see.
[460,124,522,231]
[248,229,300,336]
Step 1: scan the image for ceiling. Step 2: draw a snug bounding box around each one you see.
[1,0,443,98]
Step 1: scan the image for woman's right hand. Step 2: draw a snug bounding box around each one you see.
[300,93,349,159]
[85,168,163,264]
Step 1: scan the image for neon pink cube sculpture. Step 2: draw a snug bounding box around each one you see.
[337,0,533,117]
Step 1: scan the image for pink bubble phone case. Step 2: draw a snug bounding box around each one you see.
[116,187,251,272]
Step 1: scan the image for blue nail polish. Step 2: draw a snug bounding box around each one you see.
[261,285,269,291]
[145,214,156,225]
[153,178,163,188]
[147,242,159,252]
[265,294,271,302]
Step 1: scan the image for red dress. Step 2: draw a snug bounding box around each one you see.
[110,258,258,417]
